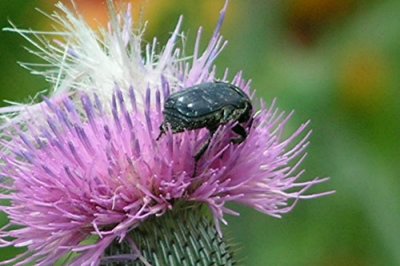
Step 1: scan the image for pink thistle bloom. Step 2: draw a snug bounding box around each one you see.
[0,1,332,265]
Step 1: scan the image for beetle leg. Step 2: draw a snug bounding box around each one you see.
[193,129,216,176]
[231,124,247,144]
[193,138,210,176]
[156,122,170,140]
[194,137,211,162]
[247,117,254,131]
[195,127,216,161]
[156,125,165,140]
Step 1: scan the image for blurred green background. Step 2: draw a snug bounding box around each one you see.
[1,0,399,265]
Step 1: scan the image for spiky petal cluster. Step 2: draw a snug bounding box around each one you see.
[0,1,331,265]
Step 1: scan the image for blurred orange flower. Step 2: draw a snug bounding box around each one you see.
[338,47,390,113]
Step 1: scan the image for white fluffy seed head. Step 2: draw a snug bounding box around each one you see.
[1,1,191,126]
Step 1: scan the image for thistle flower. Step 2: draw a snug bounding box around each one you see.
[0,1,332,265]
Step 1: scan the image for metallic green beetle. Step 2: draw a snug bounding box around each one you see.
[157,81,253,162]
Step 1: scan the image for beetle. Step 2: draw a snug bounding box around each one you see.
[157,81,253,164]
